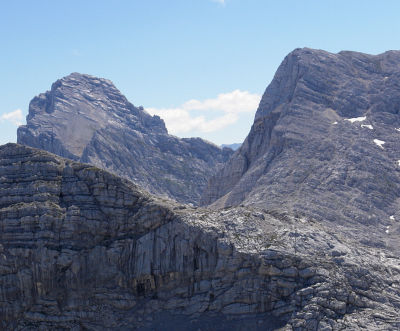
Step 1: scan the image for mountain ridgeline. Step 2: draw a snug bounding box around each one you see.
[7,48,400,329]
[202,48,400,248]
[17,73,233,205]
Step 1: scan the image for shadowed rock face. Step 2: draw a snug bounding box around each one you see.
[17,73,233,205]
[1,143,399,330]
[201,48,400,244]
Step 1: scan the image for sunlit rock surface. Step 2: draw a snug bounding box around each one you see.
[17,73,233,205]
[202,48,400,253]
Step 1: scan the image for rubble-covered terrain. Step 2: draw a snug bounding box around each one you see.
[0,144,399,330]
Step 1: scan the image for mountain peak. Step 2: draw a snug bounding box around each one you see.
[55,72,117,90]
[17,74,233,204]
[255,48,400,122]
[18,73,167,159]
[202,48,400,252]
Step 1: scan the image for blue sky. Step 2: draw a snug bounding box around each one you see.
[1,0,400,145]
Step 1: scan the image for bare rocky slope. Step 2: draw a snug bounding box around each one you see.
[17,73,233,205]
[1,143,400,330]
[202,48,400,252]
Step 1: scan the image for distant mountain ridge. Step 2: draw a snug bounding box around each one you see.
[221,143,241,150]
[17,73,233,205]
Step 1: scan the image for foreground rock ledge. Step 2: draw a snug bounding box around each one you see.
[0,144,399,330]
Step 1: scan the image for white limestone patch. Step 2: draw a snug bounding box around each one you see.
[332,121,338,125]
[373,139,385,149]
[396,128,400,132]
[345,116,366,123]
[385,226,390,234]
[361,124,373,130]
[390,215,395,221]
[397,160,400,167]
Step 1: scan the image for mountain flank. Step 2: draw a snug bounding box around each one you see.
[17,73,233,205]
[6,48,400,329]
[202,48,400,252]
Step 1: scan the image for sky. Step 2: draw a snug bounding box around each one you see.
[1,0,400,145]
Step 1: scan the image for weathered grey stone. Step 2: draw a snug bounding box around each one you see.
[201,48,400,255]
[4,47,400,330]
[259,264,282,276]
[0,143,399,330]
[299,267,316,279]
[17,73,233,205]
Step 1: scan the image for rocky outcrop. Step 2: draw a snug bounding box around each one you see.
[0,143,399,330]
[201,48,400,249]
[17,73,233,205]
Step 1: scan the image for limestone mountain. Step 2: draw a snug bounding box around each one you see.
[17,73,233,205]
[202,48,400,251]
[1,143,399,330]
[7,49,400,330]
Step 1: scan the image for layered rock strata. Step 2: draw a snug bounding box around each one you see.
[17,73,233,205]
[0,144,399,330]
[202,48,400,250]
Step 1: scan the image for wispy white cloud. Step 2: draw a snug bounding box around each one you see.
[146,90,260,135]
[183,90,260,113]
[0,109,24,126]
[212,0,226,4]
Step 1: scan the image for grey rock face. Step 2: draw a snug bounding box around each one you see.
[0,143,399,330]
[17,73,233,205]
[201,48,400,247]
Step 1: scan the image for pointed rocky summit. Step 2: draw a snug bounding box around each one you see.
[18,73,233,205]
